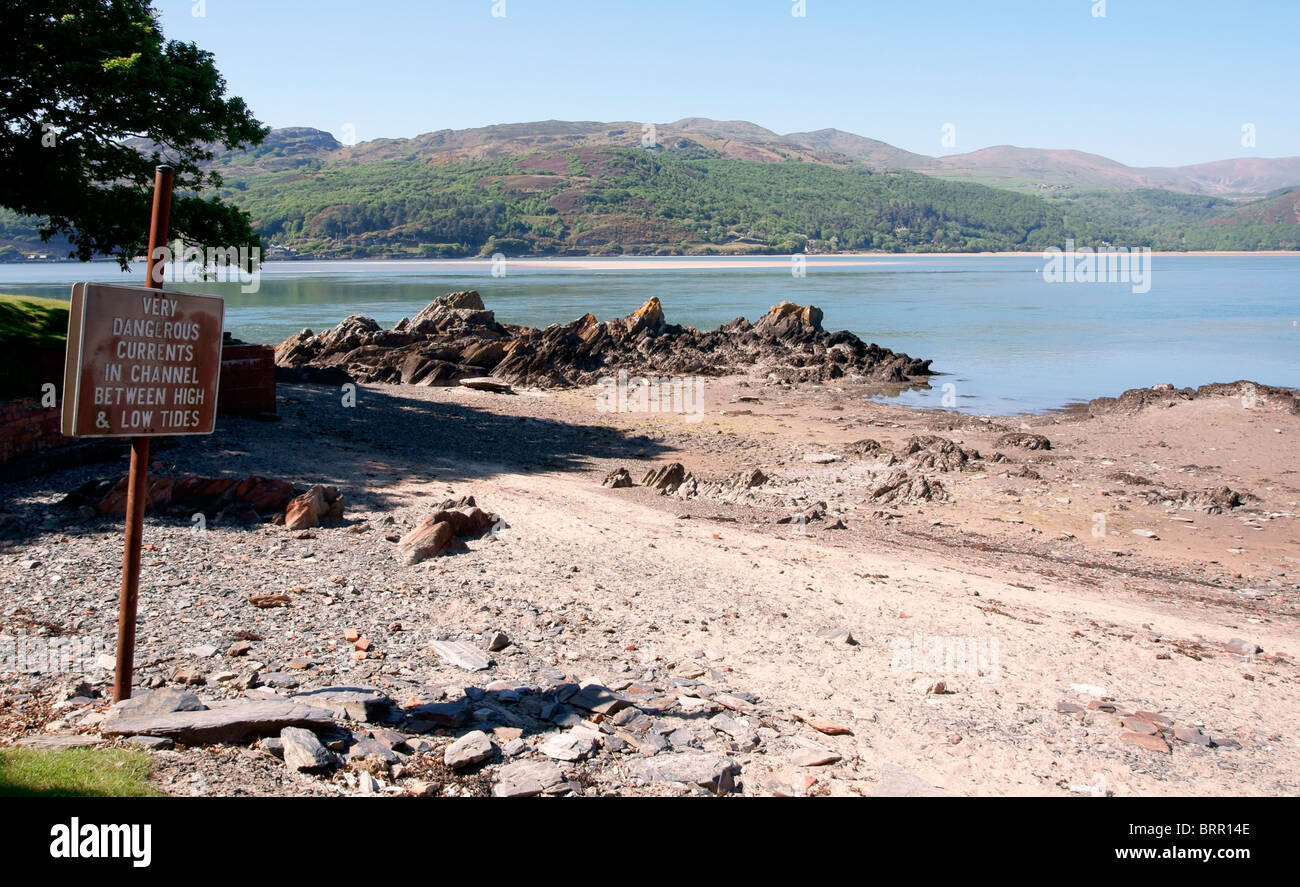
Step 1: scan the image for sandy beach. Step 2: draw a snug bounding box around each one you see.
[2,367,1295,796]
[252,251,1300,274]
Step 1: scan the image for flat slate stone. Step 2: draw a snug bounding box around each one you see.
[122,735,174,750]
[1174,725,1212,747]
[459,377,513,393]
[868,763,951,797]
[568,684,630,715]
[492,760,567,797]
[626,752,739,794]
[1121,731,1172,753]
[290,686,392,722]
[101,700,333,744]
[405,700,470,729]
[343,733,403,764]
[444,730,494,769]
[709,713,759,748]
[430,640,493,672]
[790,744,841,767]
[114,688,206,716]
[538,731,595,762]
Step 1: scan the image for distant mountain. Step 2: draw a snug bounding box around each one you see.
[3,119,1298,260]
[779,128,937,171]
[206,119,1300,197]
[916,145,1300,197]
[1144,157,1300,198]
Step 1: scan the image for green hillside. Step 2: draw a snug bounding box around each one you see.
[225,147,1073,257]
[2,126,1299,259]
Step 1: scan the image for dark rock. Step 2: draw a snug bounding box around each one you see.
[871,469,947,504]
[275,294,932,391]
[602,467,634,489]
[643,462,688,494]
[114,688,207,717]
[281,726,334,772]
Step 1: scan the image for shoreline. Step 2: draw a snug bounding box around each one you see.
[2,370,1296,796]
[2,249,1297,270]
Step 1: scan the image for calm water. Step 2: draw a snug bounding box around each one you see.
[2,255,1296,414]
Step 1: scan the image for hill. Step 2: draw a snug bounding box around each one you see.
[3,120,1300,259]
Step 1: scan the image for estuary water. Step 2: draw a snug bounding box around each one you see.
[2,254,1295,414]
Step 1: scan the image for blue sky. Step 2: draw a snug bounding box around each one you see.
[157,0,1297,168]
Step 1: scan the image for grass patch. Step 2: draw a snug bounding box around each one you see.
[0,747,162,797]
[0,294,69,401]
[0,293,69,349]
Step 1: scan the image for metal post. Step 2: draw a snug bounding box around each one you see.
[113,166,173,703]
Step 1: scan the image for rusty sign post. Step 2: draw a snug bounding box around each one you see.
[61,166,226,703]
[118,166,171,704]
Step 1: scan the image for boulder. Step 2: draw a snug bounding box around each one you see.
[398,506,497,564]
[285,484,344,531]
[281,726,333,772]
[459,377,513,393]
[602,467,634,489]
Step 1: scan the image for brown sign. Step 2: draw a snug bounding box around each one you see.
[62,283,225,437]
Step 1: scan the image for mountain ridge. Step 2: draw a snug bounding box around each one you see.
[219,118,1300,197]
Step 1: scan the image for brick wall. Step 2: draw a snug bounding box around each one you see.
[217,344,277,417]
[0,398,63,464]
[0,344,277,474]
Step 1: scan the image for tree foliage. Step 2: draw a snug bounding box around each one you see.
[0,0,267,265]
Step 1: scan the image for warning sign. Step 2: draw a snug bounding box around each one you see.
[61,283,225,437]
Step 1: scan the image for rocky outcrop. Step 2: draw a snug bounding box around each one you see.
[994,432,1051,451]
[1138,485,1255,514]
[633,463,771,503]
[274,292,933,389]
[1087,381,1300,417]
[399,503,499,564]
[285,484,345,530]
[900,435,982,471]
[870,469,947,504]
[63,475,299,523]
